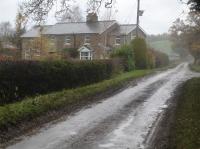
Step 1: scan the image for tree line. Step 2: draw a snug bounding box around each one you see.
[170,0,200,64]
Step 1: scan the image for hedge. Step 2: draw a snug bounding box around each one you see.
[153,50,169,68]
[111,45,135,71]
[0,69,153,130]
[148,48,169,68]
[131,38,148,69]
[0,60,121,105]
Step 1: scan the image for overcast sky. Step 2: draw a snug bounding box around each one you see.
[0,0,188,34]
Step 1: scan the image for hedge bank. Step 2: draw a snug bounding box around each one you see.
[0,60,123,105]
[0,69,153,129]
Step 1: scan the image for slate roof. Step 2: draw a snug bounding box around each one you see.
[44,20,117,35]
[119,24,137,35]
[21,21,145,38]
[111,24,137,35]
[21,25,53,38]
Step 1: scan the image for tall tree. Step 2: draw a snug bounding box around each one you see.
[13,6,27,59]
[185,12,200,64]
[169,19,189,59]
[170,12,200,64]
[0,22,15,47]
[15,6,26,50]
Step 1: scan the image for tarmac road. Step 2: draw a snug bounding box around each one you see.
[6,63,199,149]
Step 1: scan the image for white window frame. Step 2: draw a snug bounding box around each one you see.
[80,51,93,60]
[84,35,91,45]
[131,32,136,40]
[115,36,121,45]
[34,49,41,57]
[29,39,34,43]
[25,49,31,60]
[64,36,71,45]
[50,37,55,46]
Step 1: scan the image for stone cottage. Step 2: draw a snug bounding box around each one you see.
[21,13,146,60]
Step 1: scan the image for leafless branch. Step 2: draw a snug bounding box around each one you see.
[22,0,114,23]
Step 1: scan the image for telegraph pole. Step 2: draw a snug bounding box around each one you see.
[136,0,140,38]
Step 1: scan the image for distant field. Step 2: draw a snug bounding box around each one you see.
[148,40,174,55]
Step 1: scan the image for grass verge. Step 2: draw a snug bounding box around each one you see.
[169,78,200,149]
[0,69,153,130]
[190,64,200,72]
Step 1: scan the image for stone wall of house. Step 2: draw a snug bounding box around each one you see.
[22,38,33,60]
[53,34,105,59]
[22,37,58,60]
[21,27,146,60]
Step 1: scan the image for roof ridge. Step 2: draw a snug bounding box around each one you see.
[120,24,136,26]
[56,20,116,24]
[32,25,53,29]
[33,25,53,27]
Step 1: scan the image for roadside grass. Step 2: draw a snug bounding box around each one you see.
[0,69,153,129]
[190,64,200,72]
[170,78,200,149]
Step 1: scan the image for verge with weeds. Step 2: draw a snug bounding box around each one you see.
[169,66,200,149]
[190,64,200,72]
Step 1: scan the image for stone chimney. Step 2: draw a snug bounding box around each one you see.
[86,13,98,23]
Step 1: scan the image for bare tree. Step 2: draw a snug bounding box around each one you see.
[0,22,14,43]
[58,5,84,22]
[170,12,200,63]
[22,0,114,23]
[100,0,117,20]
[169,19,189,59]
[15,5,27,49]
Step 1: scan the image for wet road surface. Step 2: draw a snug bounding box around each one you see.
[6,63,199,149]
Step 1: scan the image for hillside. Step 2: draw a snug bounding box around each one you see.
[148,40,174,56]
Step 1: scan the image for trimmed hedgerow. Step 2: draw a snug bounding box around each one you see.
[0,60,118,105]
[0,69,153,129]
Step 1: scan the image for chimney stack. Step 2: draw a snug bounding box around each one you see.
[86,13,98,23]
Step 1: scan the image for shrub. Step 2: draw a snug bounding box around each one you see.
[152,50,169,68]
[147,50,156,69]
[0,60,116,105]
[131,38,148,69]
[111,45,135,71]
[62,48,79,59]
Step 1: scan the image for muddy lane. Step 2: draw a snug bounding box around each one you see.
[5,63,198,149]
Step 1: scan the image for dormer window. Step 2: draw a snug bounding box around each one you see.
[115,36,121,45]
[65,36,71,45]
[84,35,90,45]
